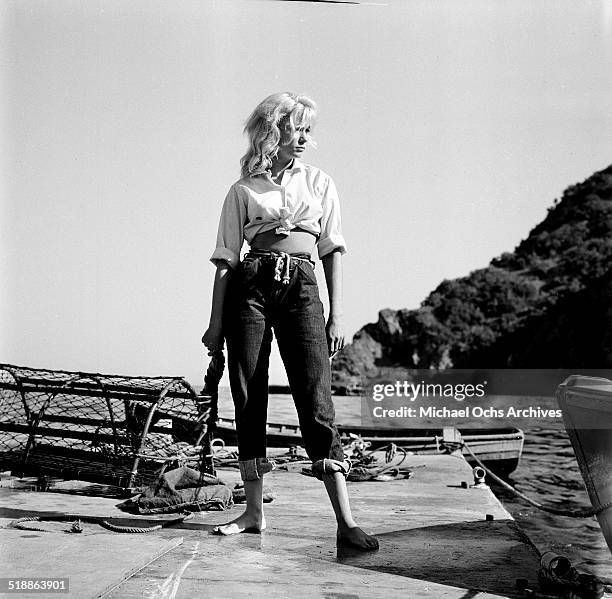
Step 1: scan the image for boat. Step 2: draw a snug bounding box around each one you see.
[556,375,612,555]
[212,416,524,476]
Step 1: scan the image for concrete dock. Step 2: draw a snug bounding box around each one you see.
[0,454,542,598]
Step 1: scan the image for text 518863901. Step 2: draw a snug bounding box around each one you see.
[0,578,69,594]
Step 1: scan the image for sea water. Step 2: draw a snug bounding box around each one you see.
[217,389,612,580]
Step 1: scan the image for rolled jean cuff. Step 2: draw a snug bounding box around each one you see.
[311,458,351,480]
[239,457,276,481]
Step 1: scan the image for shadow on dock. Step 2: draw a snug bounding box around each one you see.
[331,520,536,598]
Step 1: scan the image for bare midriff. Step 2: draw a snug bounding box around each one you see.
[250,228,317,255]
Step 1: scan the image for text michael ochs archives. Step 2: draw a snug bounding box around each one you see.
[366,381,563,421]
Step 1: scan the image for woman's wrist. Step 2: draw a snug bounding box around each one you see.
[207,317,223,331]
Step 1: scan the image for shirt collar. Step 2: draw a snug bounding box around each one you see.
[249,158,303,178]
[289,158,303,172]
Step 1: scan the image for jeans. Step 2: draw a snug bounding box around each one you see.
[223,251,345,466]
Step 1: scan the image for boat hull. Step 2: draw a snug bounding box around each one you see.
[212,417,524,476]
[557,376,612,555]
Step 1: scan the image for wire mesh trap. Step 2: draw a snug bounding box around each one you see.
[0,362,222,491]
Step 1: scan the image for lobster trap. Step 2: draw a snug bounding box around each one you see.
[0,363,220,491]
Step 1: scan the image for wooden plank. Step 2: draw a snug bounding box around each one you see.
[0,528,184,599]
[0,382,195,403]
[0,422,131,445]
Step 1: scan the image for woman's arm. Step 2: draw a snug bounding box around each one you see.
[204,184,245,353]
[322,249,345,356]
[202,263,231,353]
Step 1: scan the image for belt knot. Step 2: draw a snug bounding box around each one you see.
[274,252,292,285]
[245,250,313,285]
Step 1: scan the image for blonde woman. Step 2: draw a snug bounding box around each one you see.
[203,92,378,551]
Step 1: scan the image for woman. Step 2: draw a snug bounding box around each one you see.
[202,92,378,551]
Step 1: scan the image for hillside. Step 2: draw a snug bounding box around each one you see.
[332,165,612,393]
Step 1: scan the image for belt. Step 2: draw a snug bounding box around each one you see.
[245,249,314,285]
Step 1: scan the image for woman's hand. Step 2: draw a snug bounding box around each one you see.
[202,325,224,355]
[326,314,345,358]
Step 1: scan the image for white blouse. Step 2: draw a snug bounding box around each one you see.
[210,159,347,268]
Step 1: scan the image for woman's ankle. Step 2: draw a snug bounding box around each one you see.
[336,518,357,532]
[244,505,264,519]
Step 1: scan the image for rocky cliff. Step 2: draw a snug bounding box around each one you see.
[332,165,612,393]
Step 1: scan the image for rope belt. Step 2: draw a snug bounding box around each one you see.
[246,249,314,285]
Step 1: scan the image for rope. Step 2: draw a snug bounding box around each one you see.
[273,253,289,284]
[462,441,612,518]
[342,439,413,481]
[10,517,55,533]
[246,250,313,286]
[9,513,193,534]
[98,519,162,534]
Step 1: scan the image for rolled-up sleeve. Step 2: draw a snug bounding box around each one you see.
[317,175,347,259]
[210,185,246,269]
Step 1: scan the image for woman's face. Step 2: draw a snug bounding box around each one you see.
[276,116,312,163]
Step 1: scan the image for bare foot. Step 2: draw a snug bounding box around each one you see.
[211,511,266,536]
[337,526,379,551]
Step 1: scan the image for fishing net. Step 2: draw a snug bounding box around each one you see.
[0,361,223,490]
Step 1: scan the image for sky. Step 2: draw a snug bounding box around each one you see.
[2,0,612,386]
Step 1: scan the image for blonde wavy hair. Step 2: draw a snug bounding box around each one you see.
[240,92,317,178]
